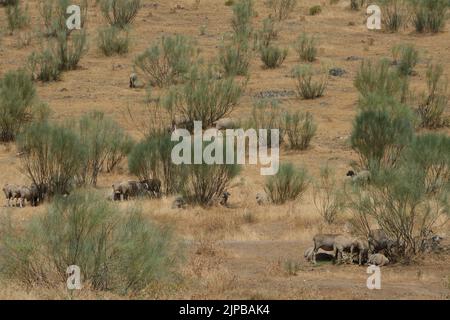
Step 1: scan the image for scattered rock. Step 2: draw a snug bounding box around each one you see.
[253,90,296,99]
[329,68,346,77]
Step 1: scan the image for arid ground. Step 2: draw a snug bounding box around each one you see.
[0,0,450,299]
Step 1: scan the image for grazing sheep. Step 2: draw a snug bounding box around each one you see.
[215,118,236,130]
[129,73,145,88]
[17,186,32,208]
[351,237,369,265]
[220,191,231,206]
[346,170,371,183]
[421,234,444,253]
[3,184,19,207]
[172,196,187,209]
[368,229,395,254]
[368,253,389,266]
[312,234,353,264]
[112,181,141,201]
[141,178,162,198]
[256,192,268,205]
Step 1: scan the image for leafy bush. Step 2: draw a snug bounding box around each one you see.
[100,0,141,29]
[248,98,283,147]
[392,44,419,76]
[417,63,449,129]
[351,109,413,170]
[73,111,131,186]
[28,49,62,82]
[293,65,327,99]
[219,38,252,76]
[17,121,86,196]
[265,162,309,204]
[313,165,345,224]
[294,33,317,62]
[379,0,409,32]
[260,45,287,69]
[5,1,29,32]
[409,0,447,33]
[354,59,408,101]
[128,133,182,195]
[134,35,196,88]
[162,67,244,130]
[0,190,181,294]
[265,0,297,21]
[97,26,130,56]
[283,111,317,150]
[0,69,37,141]
[309,5,322,15]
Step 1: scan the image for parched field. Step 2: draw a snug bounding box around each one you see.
[1,0,450,299]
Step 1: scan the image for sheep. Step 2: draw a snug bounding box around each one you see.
[112,181,143,201]
[256,192,269,205]
[346,170,371,183]
[367,253,389,266]
[220,191,231,206]
[421,234,444,253]
[312,234,354,264]
[129,73,145,89]
[172,196,187,209]
[214,118,236,130]
[3,184,19,207]
[368,229,396,254]
[141,178,162,198]
[351,237,370,265]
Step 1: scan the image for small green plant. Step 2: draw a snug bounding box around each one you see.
[54,29,88,71]
[309,5,322,15]
[392,44,419,76]
[350,0,366,10]
[293,65,328,99]
[409,0,447,33]
[265,162,309,204]
[0,69,39,142]
[5,1,29,32]
[97,26,130,56]
[379,0,409,32]
[100,0,141,29]
[134,35,196,87]
[255,17,278,48]
[219,38,252,76]
[260,45,288,68]
[313,165,345,224]
[294,33,317,62]
[283,259,301,276]
[265,0,298,21]
[28,49,62,82]
[283,111,317,150]
[225,0,235,6]
[417,63,449,129]
[248,99,284,146]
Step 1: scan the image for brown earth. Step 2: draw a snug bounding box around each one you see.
[0,0,450,299]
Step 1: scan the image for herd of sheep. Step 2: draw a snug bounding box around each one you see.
[305,229,443,267]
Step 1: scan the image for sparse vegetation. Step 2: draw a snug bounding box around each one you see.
[379,0,409,32]
[265,162,309,204]
[5,1,29,32]
[392,44,419,76]
[294,33,317,62]
[265,0,297,21]
[283,111,317,150]
[248,98,284,146]
[97,26,130,56]
[100,0,141,29]
[293,65,328,99]
[409,0,448,33]
[260,45,288,68]
[309,5,322,15]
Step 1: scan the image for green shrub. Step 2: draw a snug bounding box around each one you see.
[265,0,297,21]
[255,17,278,48]
[351,109,413,170]
[417,63,449,129]
[97,26,130,56]
[53,29,88,71]
[309,5,322,15]
[219,39,252,76]
[313,165,345,224]
[260,45,288,68]
[392,44,419,76]
[232,0,254,39]
[105,130,134,173]
[293,65,327,99]
[379,0,409,32]
[350,0,366,10]
[248,98,283,146]
[294,33,317,62]
[128,133,183,195]
[17,121,86,196]
[0,69,37,142]
[225,0,235,6]
[38,0,88,37]
[27,49,61,82]
[283,111,317,150]
[265,162,309,204]
[354,59,409,101]
[134,35,196,88]
[100,0,141,29]
[5,2,29,32]
[0,190,181,294]
[409,0,447,33]
[162,67,244,130]
[73,111,131,186]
